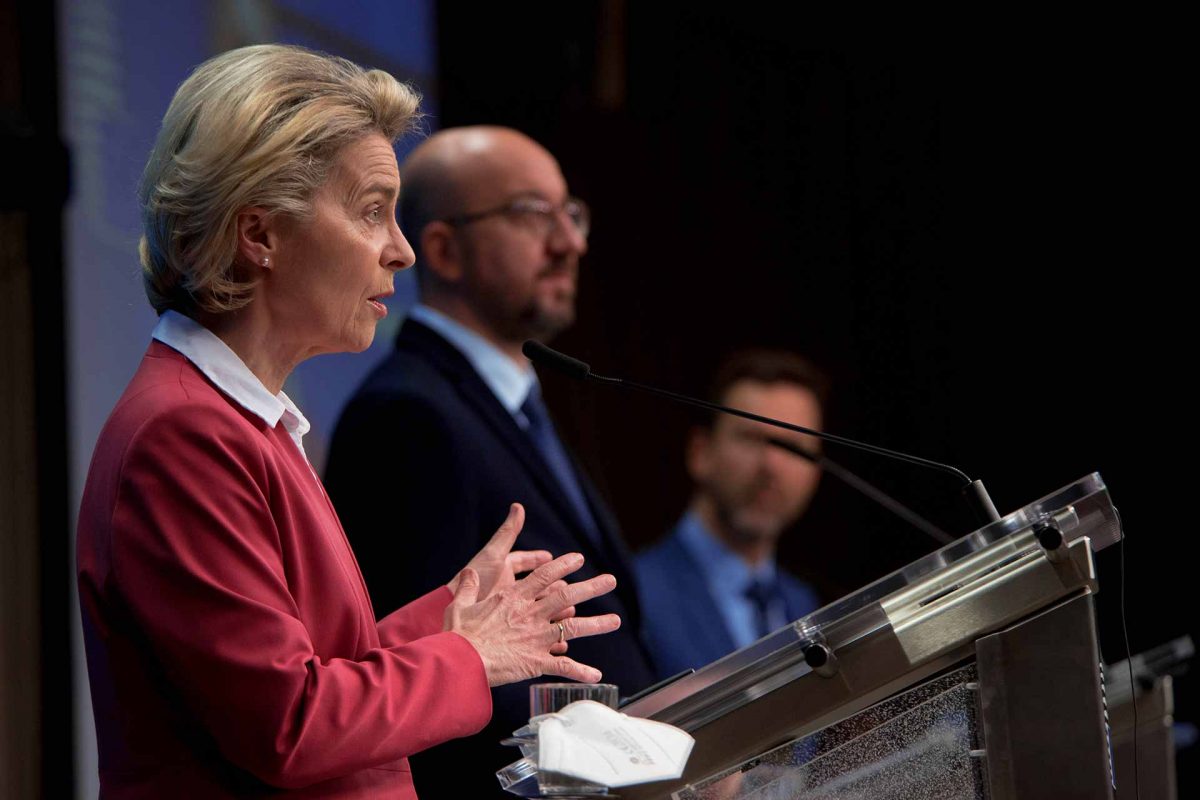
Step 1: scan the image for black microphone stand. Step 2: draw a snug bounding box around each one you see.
[523,340,1003,528]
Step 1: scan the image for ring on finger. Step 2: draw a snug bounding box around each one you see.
[557,621,566,644]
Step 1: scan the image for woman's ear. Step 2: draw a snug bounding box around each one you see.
[235,206,277,270]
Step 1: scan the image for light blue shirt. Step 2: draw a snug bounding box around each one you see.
[151,310,311,459]
[407,304,537,423]
[675,510,789,649]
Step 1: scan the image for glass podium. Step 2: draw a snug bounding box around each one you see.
[500,473,1123,799]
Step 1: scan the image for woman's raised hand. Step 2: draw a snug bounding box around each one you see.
[444,529,621,687]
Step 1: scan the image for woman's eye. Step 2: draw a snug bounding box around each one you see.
[367,208,383,223]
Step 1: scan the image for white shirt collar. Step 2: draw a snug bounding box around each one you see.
[407,304,537,415]
[151,310,311,456]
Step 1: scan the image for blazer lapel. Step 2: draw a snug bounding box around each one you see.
[572,462,642,616]
[665,529,738,659]
[397,320,613,566]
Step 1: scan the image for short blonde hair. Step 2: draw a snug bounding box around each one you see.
[138,44,421,314]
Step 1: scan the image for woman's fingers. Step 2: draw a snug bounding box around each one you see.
[535,574,616,617]
[536,580,568,601]
[541,656,602,684]
[481,503,525,556]
[450,547,622,687]
[508,549,553,575]
[517,553,585,598]
[560,614,621,642]
[541,613,619,656]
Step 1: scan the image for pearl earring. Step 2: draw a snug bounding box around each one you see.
[261,257,270,267]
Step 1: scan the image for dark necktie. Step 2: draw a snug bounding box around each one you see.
[519,386,601,545]
[744,576,785,640]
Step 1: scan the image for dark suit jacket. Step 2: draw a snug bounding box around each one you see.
[635,521,821,681]
[325,318,657,800]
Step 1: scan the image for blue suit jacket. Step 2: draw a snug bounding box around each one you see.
[325,318,657,800]
[635,522,821,680]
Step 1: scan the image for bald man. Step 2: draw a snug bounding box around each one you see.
[325,127,657,799]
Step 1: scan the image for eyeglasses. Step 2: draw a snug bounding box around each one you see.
[442,196,590,240]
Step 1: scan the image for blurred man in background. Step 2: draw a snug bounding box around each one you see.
[636,350,828,679]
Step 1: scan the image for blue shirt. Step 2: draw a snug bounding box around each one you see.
[675,511,791,649]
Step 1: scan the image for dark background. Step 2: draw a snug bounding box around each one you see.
[4,1,1189,795]
[439,3,1193,790]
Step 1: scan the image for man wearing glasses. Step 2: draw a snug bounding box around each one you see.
[325,126,657,800]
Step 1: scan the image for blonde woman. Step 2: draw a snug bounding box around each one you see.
[77,44,620,799]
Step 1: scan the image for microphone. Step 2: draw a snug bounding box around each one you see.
[764,436,952,544]
[525,343,591,381]
[522,340,1000,531]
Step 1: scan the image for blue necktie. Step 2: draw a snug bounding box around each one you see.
[519,386,601,544]
[744,576,786,640]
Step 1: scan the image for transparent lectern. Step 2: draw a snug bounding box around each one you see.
[500,473,1123,799]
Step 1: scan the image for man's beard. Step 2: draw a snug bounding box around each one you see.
[711,489,788,545]
[477,287,575,345]
[516,298,575,341]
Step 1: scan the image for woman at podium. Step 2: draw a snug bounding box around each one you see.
[75,43,619,799]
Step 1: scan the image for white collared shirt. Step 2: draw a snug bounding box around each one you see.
[407,304,538,423]
[152,310,312,460]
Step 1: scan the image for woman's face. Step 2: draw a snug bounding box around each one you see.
[265,133,414,357]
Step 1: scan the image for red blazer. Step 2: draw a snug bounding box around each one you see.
[77,342,491,798]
